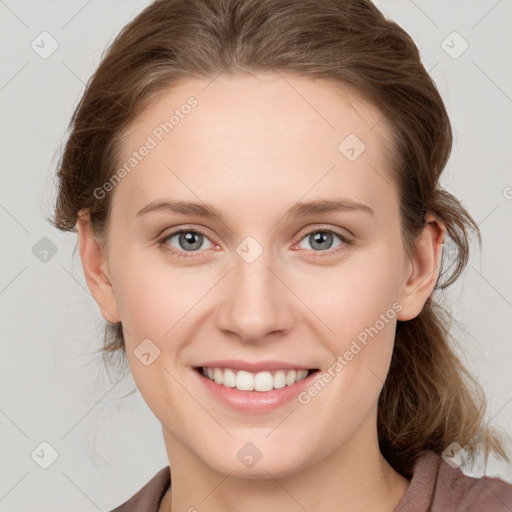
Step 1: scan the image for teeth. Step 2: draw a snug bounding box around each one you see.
[286,370,297,386]
[223,368,236,387]
[201,367,309,391]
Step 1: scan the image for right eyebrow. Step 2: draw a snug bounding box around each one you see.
[136,199,222,219]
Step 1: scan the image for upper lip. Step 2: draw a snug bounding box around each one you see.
[196,359,316,372]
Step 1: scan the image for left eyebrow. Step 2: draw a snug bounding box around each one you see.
[285,199,374,218]
[135,198,374,220]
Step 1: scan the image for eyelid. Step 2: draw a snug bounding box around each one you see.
[293,223,354,243]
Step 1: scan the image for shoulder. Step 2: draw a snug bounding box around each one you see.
[109,466,170,512]
[394,450,512,512]
[434,453,512,511]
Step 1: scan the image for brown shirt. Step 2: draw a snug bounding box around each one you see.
[109,450,512,511]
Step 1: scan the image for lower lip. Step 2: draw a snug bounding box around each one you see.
[193,368,320,412]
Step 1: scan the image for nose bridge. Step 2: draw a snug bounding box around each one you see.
[216,234,293,342]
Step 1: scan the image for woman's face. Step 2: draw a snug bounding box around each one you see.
[81,73,434,477]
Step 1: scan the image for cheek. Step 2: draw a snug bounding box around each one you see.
[113,274,170,344]
[297,246,403,394]
[298,248,403,338]
[108,243,197,341]
[109,248,197,415]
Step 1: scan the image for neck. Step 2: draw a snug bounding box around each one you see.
[159,418,410,512]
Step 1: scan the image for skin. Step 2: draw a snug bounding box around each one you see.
[77,73,445,512]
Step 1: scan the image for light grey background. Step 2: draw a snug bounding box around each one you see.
[1,0,511,510]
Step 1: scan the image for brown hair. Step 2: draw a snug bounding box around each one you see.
[50,0,509,477]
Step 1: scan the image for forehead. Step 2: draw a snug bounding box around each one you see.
[112,72,398,222]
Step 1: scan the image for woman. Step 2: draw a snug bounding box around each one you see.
[51,0,512,510]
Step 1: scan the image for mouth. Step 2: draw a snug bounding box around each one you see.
[194,366,320,392]
[191,359,322,412]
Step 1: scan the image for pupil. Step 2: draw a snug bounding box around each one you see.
[312,231,332,250]
[181,231,202,250]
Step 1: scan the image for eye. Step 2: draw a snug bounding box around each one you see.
[157,226,353,260]
[157,228,216,259]
[293,228,352,257]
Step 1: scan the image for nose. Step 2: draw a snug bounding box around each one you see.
[215,241,295,344]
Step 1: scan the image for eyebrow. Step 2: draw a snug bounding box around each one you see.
[136,198,374,220]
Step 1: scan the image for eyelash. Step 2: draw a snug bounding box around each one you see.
[157,226,353,260]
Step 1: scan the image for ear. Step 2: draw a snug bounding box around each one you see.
[397,212,446,321]
[76,211,121,324]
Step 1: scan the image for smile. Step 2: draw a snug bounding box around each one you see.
[193,365,320,412]
[199,366,313,392]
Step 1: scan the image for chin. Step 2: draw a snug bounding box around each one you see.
[200,443,316,480]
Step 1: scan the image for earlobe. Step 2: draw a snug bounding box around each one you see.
[397,213,446,321]
[77,212,121,324]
